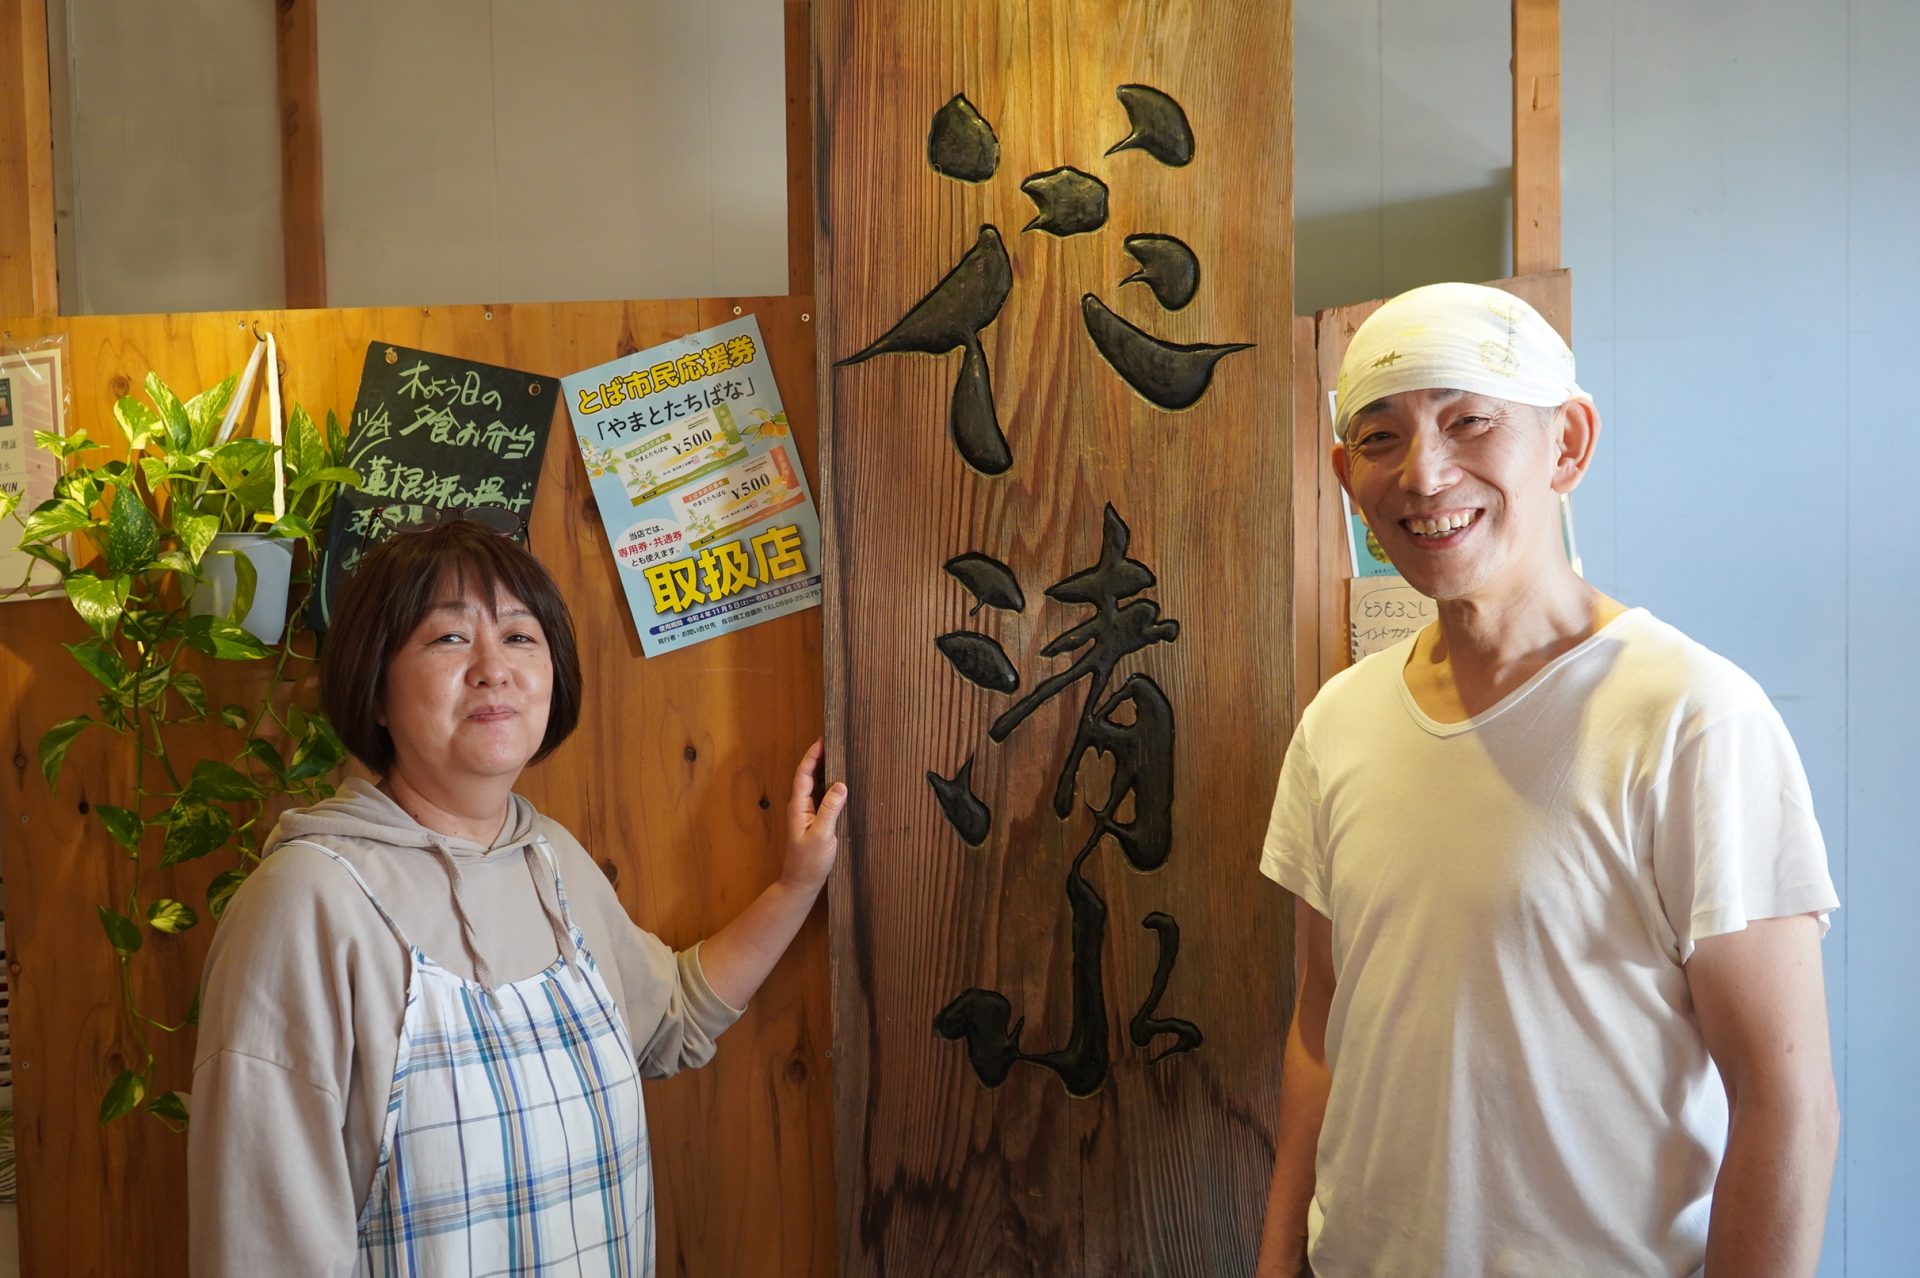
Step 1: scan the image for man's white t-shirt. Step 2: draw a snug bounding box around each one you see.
[1261,608,1837,1278]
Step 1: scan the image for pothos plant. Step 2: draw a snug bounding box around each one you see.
[0,370,361,1128]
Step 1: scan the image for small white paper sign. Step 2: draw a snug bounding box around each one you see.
[1349,574,1436,661]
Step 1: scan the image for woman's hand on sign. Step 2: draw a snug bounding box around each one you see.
[783,739,846,893]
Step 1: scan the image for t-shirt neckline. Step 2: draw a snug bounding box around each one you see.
[1397,607,1649,737]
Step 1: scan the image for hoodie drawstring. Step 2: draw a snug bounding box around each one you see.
[431,837,583,997]
[431,841,497,994]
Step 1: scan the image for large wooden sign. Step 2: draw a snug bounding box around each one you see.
[816,3,1296,1272]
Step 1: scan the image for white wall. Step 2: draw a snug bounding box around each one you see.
[316,0,788,308]
[50,0,789,316]
[1297,3,1918,1273]
[50,0,285,314]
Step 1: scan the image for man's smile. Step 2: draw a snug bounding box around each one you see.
[1402,509,1481,541]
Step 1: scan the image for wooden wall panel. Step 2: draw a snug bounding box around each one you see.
[274,0,327,308]
[0,0,58,316]
[1306,268,1574,679]
[1511,0,1563,276]
[1290,315,1326,725]
[0,297,833,1277]
[816,4,1294,1274]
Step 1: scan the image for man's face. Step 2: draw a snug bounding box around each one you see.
[1333,387,1575,604]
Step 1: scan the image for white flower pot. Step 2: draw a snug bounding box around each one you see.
[188,533,295,645]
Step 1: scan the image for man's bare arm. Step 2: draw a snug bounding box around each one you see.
[1255,899,1335,1278]
[1688,914,1838,1278]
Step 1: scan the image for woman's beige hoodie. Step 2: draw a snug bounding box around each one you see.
[186,777,742,1277]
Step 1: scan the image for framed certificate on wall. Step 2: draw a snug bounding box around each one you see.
[0,342,69,601]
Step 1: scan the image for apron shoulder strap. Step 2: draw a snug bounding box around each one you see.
[530,836,585,938]
[280,838,414,950]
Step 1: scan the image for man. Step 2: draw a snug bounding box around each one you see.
[1255,283,1839,1278]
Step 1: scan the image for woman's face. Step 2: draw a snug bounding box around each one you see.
[376,575,553,792]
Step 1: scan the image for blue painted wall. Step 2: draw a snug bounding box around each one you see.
[1296,3,1918,1271]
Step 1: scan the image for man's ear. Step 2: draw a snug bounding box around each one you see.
[1329,442,1362,523]
[1550,399,1601,494]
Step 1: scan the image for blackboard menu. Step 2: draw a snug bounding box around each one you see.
[311,343,553,630]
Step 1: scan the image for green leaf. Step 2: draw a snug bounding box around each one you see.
[242,738,286,779]
[182,614,268,660]
[95,803,145,852]
[95,692,126,730]
[188,758,262,802]
[146,1090,190,1124]
[325,409,345,460]
[154,549,201,577]
[21,541,71,575]
[208,868,248,921]
[160,797,232,866]
[100,1069,146,1124]
[229,464,278,514]
[105,484,161,573]
[64,572,132,637]
[122,608,184,646]
[0,486,18,523]
[63,637,128,688]
[94,675,134,713]
[226,548,257,626]
[52,469,102,509]
[185,374,238,451]
[209,438,273,489]
[218,703,249,730]
[185,985,203,1026]
[285,702,310,738]
[19,500,95,545]
[287,403,323,477]
[287,729,345,782]
[169,670,209,719]
[97,905,142,956]
[146,899,199,934]
[146,374,191,451]
[174,510,219,566]
[270,511,314,542]
[35,428,101,461]
[114,396,162,450]
[37,714,94,787]
[287,466,362,495]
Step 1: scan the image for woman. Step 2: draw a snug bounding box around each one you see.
[187,518,845,1277]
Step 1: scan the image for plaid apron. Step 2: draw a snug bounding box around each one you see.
[306,840,653,1277]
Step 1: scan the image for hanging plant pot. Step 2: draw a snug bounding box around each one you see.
[188,533,295,644]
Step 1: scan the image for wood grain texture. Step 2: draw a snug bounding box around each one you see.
[1511,0,1562,275]
[786,0,815,297]
[0,0,58,316]
[1290,315,1322,726]
[0,297,833,1278]
[816,4,1295,1274]
[1309,269,1574,678]
[275,0,327,308]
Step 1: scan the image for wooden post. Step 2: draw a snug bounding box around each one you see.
[1511,0,1561,275]
[816,3,1295,1271]
[275,0,327,308]
[784,0,813,297]
[0,0,58,316]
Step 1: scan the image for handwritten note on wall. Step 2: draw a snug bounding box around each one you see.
[1349,574,1436,662]
[311,344,554,630]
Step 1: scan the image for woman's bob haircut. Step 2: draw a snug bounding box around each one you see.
[320,520,583,777]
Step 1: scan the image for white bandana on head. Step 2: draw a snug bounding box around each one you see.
[1333,282,1589,442]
